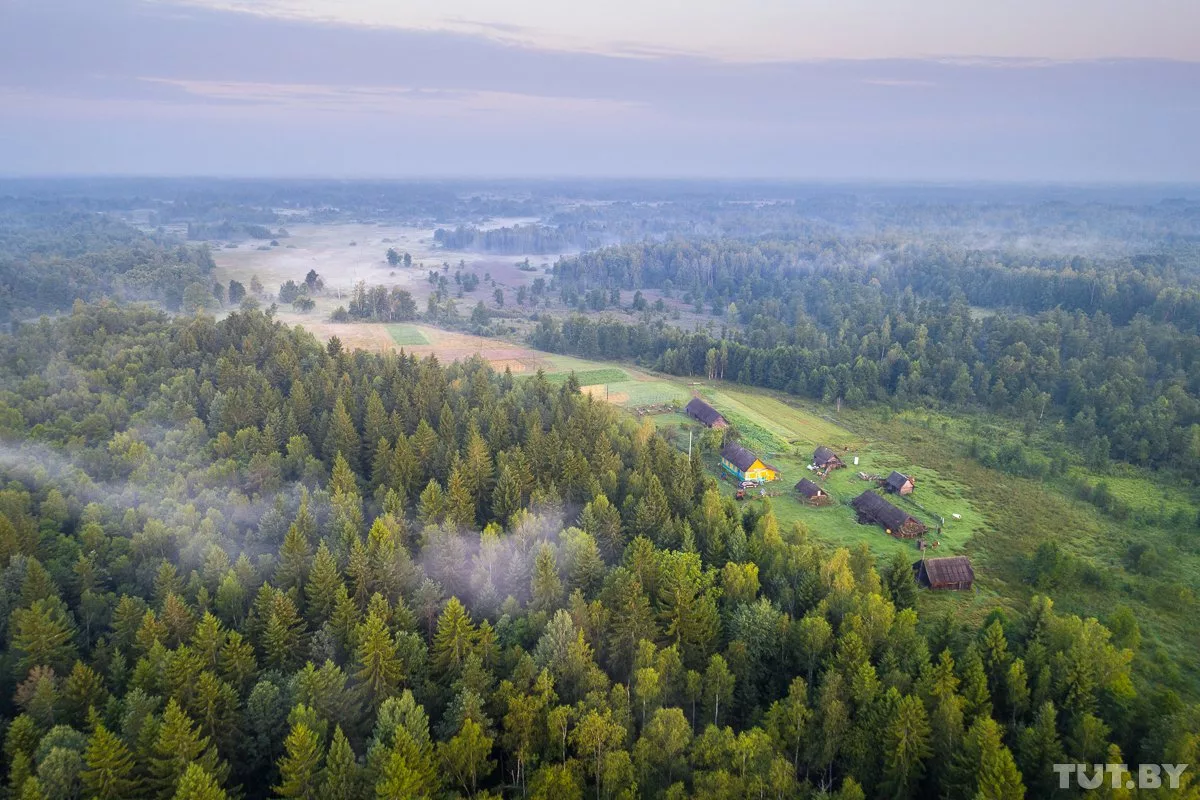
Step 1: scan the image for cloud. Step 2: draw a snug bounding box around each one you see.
[0,0,1197,180]
[133,78,649,121]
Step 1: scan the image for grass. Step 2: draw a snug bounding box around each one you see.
[608,380,692,407]
[386,324,430,346]
[544,367,630,386]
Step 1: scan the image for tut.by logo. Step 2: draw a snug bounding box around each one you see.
[1053,764,1188,790]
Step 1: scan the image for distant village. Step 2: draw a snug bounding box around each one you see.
[685,396,974,591]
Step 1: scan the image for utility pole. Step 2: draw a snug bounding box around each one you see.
[688,429,693,457]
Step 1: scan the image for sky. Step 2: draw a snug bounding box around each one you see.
[1,0,1198,180]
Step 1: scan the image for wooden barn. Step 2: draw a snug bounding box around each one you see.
[721,442,779,483]
[813,446,845,471]
[850,491,927,538]
[913,556,974,591]
[884,471,915,496]
[685,397,728,429]
[794,478,831,506]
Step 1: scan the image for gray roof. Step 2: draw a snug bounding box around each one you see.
[794,478,826,498]
[813,446,841,466]
[886,471,913,491]
[918,556,974,586]
[685,397,726,426]
[722,441,760,471]
[851,491,921,532]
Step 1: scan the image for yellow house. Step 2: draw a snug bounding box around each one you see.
[721,442,779,482]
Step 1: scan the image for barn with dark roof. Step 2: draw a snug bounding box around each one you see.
[813,446,845,471]
[850,491,927,538]
[884,471,915,495]
[913,556,974,590]
[794,478,831,506]
[721,442,779,482]
[685,397,728,429]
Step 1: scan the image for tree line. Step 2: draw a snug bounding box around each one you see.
[541,239,1200,475]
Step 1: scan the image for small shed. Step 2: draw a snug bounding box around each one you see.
[851,491,927,538]
[813,446,845,471]
[884,471,915,495]
[721,442,779,483]
[913,556,974,590]
[685,397,728,429]
[794,478,831,506]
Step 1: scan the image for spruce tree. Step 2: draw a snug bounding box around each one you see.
[150,699,229,798]
[273,720,324,799]
[321,726,362,800]
[326,397,360,471]
[82,720,140,800]
[171,763,229,800]
[353,612,405,712]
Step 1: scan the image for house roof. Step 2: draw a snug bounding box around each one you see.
[722,441,760,471]
[685,397,726,426]
[851,491,920,531]
[795,478,826,498]
[813,446,840,465]
[920,556,974,586]
[722,442,777,474]
[886,471,913,491]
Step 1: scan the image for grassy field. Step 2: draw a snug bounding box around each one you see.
[387,324,430,346]
[543,367,630,386]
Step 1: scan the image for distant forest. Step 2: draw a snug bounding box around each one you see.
[538,238,1200,475]
[0,209,215,323]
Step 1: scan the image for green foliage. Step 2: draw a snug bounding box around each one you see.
[0,303,1192,800]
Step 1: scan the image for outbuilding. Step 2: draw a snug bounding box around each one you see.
[794,478,831,506]
[884,471,915,496]
[685,397,728,429]
[850,491,927,538]
[813,446,845,471]
[913,556,975,590]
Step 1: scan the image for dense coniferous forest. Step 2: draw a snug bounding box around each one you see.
[539,239,1200,475]
[0,304,1195,800]
[1,180,1199,799]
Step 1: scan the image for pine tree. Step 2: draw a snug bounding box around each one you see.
[273,720,324,799]
[82,720,140,800]
[391,434,419,500]
[263,593,307,671]
[491,465,523,525]
[417,480,446,528]
[633,475,670,543]
[882,549,918,610]
[353,611,405,712]
[306,541,343,625]
[1017,701,1065,797]
[276,520,312,595]
[880,691,931,799]
[321,726,362,800]
[150,699,229,798]
[12,598,78,674]
[445,463,475,529]
[433,597,477,679]
[949,716,1025,800]
[363,390,389,465]
[326,397,360,471]
[530,543,563,614]
[171,763,229,800]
